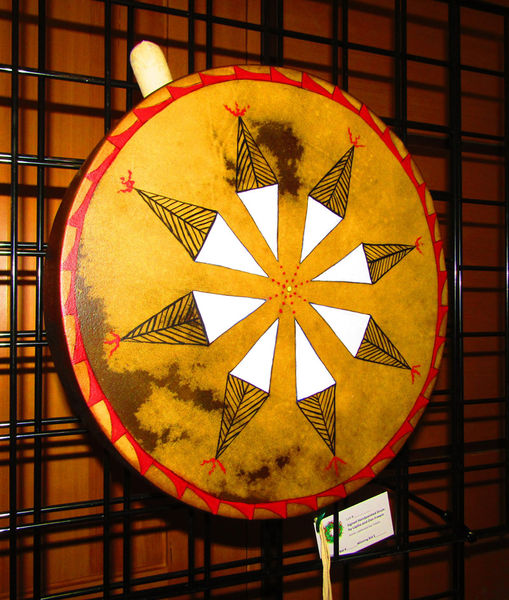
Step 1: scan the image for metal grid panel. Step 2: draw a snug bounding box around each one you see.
[1,0,508,598]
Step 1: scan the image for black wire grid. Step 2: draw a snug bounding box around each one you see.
[2,0,508,598]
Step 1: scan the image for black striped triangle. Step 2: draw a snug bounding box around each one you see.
[297,384,336,455]
[356,317,410,369]
[216,374,269,459]
[122,292,209,345]
[363,243,415,283]
[236,118,278,192]
[136,189,217,259]
[308,146,354,218]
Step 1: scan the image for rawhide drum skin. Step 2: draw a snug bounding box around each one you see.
[44,65,447,519]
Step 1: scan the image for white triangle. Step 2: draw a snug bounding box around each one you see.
[237,184,279,259]
[310,304,370,357]
[300,197,342,262]
[313,244,372,283]
[230,320,279,393]
[295,321,335,401]
[196,214,268,277]
[193,291,265,344]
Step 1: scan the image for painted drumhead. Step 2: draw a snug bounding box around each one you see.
[45,66,447,519]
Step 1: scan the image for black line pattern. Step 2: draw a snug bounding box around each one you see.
[216,374,269,459]
[356,317,410,369]
[236,117,278,192]
[363,242,415,283]
[135,189,217,259]
[296,385,336,455]
[308,146,354,218]
[122,292,209,345]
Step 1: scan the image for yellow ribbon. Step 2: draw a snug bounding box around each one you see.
[319,521,333,600]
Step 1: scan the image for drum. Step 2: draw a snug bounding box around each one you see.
[44,65,447,519]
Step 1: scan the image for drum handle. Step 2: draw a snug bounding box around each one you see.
[130,41,173,98]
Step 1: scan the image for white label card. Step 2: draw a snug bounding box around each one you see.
[314,492,394,557]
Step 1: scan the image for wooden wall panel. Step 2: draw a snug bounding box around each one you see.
[1,1,508,598]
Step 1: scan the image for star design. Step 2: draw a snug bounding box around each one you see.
[112,113,418,475]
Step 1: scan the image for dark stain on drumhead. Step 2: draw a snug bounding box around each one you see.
[217,487,261,504]
[75,274,222,456]
[216,487,240,502]
[275,454,290,468]
[162,427,190,444]
[224,157,236,188]
[75,275,160,451]
[216,467,272,503]
[247,465,270,483]
[236,465,270,485]
[166,362,223,412]
[253,120,304,197]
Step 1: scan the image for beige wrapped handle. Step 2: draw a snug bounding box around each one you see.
[130,41,173,98]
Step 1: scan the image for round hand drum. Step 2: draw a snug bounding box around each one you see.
[45,65,447,519]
